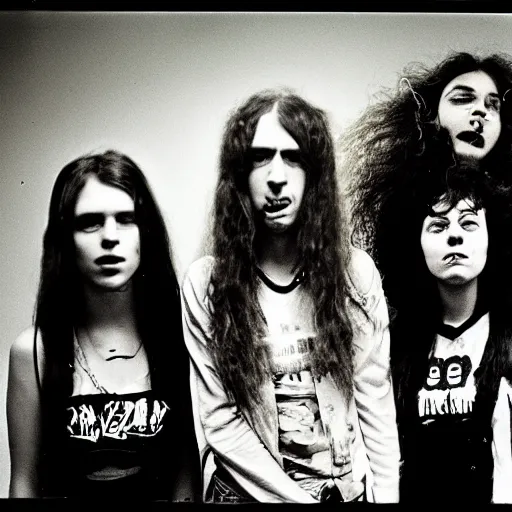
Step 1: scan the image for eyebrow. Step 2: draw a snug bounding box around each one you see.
[429,207,478,219]
[445,84,500,99]
[249,146,300,152]
[247,147,302,162]
[427,213,448,221]
[458,207,479,216]
[74,210,135,218]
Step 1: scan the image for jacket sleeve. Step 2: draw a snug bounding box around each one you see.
[492,377,512,503]
[180,258,318,503]
[349,250,400,503]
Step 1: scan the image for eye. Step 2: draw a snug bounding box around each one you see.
[428,221,447,234]
[461,219,479,232]
[281,150,303,167]
[74,213,103,232]
[116,212,137,227]
[449,93,475,105]
[248,148,275,169]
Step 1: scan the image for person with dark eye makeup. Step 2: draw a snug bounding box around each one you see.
[181,87,400,503]
[341,51,512,255]
[6,150,200,500]
[340,50,512,504]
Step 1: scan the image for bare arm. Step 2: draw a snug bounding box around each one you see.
[7,327,43,497]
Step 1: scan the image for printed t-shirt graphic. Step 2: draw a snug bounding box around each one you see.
[259,282,363,502]
[66,392,170,482]
[68,395,169,443]
[418,312,489,420]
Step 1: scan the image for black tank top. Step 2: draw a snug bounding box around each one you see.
[60,390,172,498]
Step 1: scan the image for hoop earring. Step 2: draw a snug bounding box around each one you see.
[400,77,427,144]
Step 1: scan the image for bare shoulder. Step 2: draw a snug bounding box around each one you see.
[10,327,43,370]
[347,246,379,296]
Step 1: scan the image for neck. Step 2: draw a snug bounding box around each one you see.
[456,153,482,171]
[438,279,478,328]
[81,282,137,329]
[256,230,300,285]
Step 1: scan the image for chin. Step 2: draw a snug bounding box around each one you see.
[454,146,487,162]
[94,278,133,292]
[264,219,293,234]
[441,274,475,287]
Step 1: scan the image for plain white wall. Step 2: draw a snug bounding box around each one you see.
[1,11,511,497]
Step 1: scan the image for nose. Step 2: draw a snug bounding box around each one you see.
[471,97,489,121]
[446,220,465,247]
[101,216,119,249]
[447,234,463,247]
[267,153,287,194]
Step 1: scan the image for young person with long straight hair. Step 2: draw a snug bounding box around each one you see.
[7,150,199,499]
[181,88,400,503]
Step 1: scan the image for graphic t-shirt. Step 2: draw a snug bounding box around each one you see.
[418,314,488,420]
[258,274,363,502]
[401,311,495,503]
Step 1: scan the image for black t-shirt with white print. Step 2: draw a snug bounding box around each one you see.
[400,306,496,504]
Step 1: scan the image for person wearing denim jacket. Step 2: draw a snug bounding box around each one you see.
[181,88,400,503]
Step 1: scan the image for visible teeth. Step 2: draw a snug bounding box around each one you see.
[265,199,290,213]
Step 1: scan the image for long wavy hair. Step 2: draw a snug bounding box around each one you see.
[34,150,185,493]
[208,88,355,410]
[341,51,512,268]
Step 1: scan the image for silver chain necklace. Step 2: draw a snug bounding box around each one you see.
[74,330,110,394]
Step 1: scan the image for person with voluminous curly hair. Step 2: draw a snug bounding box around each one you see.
[181,88,400,503]
[341,50,512,272]
[7,150,200,499]
[342,51,512,504]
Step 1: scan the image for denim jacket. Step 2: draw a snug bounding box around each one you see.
[181,248,400,503]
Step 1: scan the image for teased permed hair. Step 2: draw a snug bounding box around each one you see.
[208,88,356,410]
[340,51,512,261]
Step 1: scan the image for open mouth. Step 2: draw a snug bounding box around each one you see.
[95,255,125,265]
[264,198,291,214]
[456,131,484,149]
